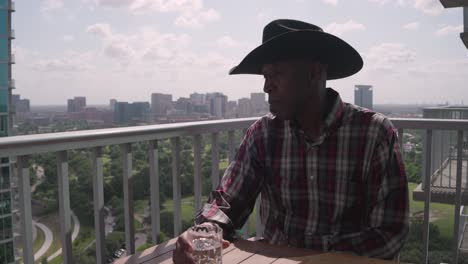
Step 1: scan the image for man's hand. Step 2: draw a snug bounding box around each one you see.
[173,224,230,264]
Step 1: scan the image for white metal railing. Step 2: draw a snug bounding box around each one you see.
[0,118,257,264]
[459,206,467,251]
[1,117,468,263]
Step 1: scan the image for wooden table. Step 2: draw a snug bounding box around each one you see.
[115,238,396,264]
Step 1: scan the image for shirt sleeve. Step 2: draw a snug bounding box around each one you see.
[328,121,410,259]
[195,119,266,240]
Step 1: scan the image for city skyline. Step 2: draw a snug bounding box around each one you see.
[11,0,468,105]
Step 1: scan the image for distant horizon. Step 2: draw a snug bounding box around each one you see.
[12,1,468,105]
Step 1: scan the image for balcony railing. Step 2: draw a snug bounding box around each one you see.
[9,54,15,64]
[9,0,14,12]
[9,29,15,39]
[1,117,468,263]
[8,79,15,89]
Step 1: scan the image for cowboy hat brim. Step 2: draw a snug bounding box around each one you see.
[229,30,363,80]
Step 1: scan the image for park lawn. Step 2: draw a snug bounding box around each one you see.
[134,199,147,215]
[159,183,456,240]
[161,195,258,238]
[408,182,454,239]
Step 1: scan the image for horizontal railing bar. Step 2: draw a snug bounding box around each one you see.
[0,118,258,157]
[391,118,468,130]
[2,118,468,157]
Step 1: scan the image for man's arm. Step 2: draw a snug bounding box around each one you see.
[328,125,409,259]
[195,120,266,240]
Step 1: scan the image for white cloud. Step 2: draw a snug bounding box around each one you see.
[412,0,444,15]
[364,43,416,72]
[41,0,64,12]
[403,22,420,30]
[63,35,75,42]
[85,23,233,72]
[368,0,444,15]
[256,12,270,23]
[32,52,95,72]
[99,0,131,7]
[216,36,241,48]
[86,23,113,38]
[129,0,203,13]
[322,0,338,6]
[174,8,221,29]
[435,25,463,36]
[324,20,366,36]
[87,0,220,28]
[104,42,134,59]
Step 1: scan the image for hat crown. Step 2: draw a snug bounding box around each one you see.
[263,19,323,43]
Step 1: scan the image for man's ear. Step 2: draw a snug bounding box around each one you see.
[308,62,325,81]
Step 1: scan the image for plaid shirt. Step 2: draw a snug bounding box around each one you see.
[196,88,409,259]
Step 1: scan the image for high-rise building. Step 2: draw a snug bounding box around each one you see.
[67,96,87,113]
[174,97,193,114]
[114,101,150,124]
[189,93,206,106]
[250,93,267,115]
[0,1,16,263]
[237,98,252,118]
[16,99,29,113]
[109,99,117,111]
[151,93,173,116]
[207,92,227,118]
[11,94,29,113]
[354,85,373,110]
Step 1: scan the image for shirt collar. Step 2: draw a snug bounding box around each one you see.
[289,88,345,145]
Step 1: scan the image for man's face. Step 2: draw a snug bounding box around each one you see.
[262,60,320,120]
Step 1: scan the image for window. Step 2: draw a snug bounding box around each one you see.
[0,39,7,62]
[0,192,11,215]
[0,216,12,240]
[0,166,9,190]
[0,12,7,36]
[0,64,7,87]
[0,89,7,112]
[0,115,6,136]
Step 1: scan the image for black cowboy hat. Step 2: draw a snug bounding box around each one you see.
[229,19,363,80]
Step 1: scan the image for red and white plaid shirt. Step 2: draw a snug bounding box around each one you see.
[196,88,409,259]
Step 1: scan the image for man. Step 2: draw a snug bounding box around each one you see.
[174,19,409,263]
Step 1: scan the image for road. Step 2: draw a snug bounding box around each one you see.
[33,220,53,261]
[47,212,81,261]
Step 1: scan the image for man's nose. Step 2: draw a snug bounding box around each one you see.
[263,79,273,94]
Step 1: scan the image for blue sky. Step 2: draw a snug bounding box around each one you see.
[12,0,468,105]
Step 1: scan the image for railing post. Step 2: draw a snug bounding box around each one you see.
[422,130,432,264]
[17,155,33,264]
[194,135,202,212]
[255,195,263,239]
[149,140,161,244]
[228,131,235,163]
[211,132,220,190]
[92,147,106,264]
[122,143,135,255]
[57,151,73,263]
[171,138,182,236]
[453,130,464,263]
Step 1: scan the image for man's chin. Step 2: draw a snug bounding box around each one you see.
[270,111,291,121]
